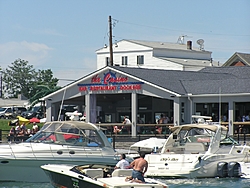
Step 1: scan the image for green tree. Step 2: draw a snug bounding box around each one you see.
[2,59,60,102]
[2,59,36,98]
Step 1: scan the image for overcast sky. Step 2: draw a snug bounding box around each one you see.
[0,0,249,86]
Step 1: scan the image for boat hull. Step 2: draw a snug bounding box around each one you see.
[145,153,249,178]
[43,168,103,188]
[41,164,169,188]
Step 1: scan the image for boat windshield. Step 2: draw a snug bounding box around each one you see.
[26,121,105,147]
[179,127,214,146]
[220,128,239,145]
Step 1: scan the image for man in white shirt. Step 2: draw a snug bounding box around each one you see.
[114,154,130,169]
[123,116,131,124]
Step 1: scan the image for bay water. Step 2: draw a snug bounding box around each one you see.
[0,178,249,188]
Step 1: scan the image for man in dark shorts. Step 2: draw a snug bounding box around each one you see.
[129,151,148,183]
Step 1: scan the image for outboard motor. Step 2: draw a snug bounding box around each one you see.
[228,162,241,177]
[217,162,228,178]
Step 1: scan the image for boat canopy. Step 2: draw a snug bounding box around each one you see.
[170,124,228,133]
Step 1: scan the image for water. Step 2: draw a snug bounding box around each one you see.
[0,178,249,188]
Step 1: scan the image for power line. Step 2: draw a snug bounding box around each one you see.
[114,18,250,37]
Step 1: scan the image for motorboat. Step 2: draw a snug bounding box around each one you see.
[144,116,250,178]
[0,121,119,182]
[126,137,167,160]
[41,164,169,188]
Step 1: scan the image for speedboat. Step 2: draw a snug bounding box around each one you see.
[41,164,169,188]
[144,116,250,178]
[0,121,119,182]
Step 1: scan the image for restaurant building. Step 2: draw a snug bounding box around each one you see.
[41,65,250,136]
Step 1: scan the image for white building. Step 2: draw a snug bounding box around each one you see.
[96,39,219,71]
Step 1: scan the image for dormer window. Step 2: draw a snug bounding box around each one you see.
[137,55,144,65]
[122,56,128,66]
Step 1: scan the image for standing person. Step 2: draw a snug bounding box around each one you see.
[114,154,130,169]
[123,116,131,133]
[129,152,148,183]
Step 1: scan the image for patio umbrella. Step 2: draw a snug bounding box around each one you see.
[29,117,40,123]
[17,116,30,125]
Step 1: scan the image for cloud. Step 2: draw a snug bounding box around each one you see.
[0,41,53,67]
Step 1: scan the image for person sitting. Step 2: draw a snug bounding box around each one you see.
[129,151,148,183]
[31,122,39,135]
[7,126,16,142]
[114,154,130,170]
[113,125,121,134]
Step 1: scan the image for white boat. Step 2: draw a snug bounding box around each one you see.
[41,164,169,188]
[144,117,250,178]
[0,121,119,182]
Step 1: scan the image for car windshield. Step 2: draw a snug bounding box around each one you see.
[30,106,40,112]
[0,107,7,112]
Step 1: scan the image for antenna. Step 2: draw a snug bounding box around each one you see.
[177,35,192,44]
[197,39,204,50]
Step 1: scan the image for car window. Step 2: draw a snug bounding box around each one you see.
[0,107,7,112]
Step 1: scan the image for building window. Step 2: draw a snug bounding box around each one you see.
[137,55,144,65]
[106,57,110,66]
[122,56,128,66]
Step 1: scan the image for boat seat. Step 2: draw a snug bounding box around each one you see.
[83,168,103,178]
[111,169,133,177]
[184,142,206,153]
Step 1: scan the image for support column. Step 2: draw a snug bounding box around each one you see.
[85,94,90,123]
[228,100,234,136]
[131,93,137,137]
[46,100,52,121]
[173,97,180,126]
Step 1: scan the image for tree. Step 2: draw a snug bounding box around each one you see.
[2,59,60,102]
[2,59,36,98]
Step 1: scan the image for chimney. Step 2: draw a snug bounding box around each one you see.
[187,41,192,50]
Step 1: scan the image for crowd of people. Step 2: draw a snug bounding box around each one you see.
[7,122,39,142]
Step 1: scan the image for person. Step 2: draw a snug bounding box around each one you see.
[123,116,131,133]
[123,116,131,124]
[7,126,16,142]
[114,154,130,169]
[129,151,148,183]
[113,125,121,134]
[15,122,21,135]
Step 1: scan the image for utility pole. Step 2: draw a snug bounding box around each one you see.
[109,15,113,66]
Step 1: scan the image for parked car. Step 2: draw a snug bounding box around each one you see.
[0,107,12,119]
[4,106,27,119]
[21,106,44,119]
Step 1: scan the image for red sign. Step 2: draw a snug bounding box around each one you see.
[77,71,143,92]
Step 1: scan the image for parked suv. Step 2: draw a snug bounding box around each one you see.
[0,107,12,119]
[0,106,27,119]
[5,106,27,119]
[21,106,44,119]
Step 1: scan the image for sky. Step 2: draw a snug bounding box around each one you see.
[0,0,250,86]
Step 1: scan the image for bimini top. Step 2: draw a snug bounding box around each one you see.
[170,123,228,133]
[25,121,111,147]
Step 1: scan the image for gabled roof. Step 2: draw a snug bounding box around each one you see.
[222,52,250,66]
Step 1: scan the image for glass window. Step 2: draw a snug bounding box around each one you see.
[122,56,128,65]
[137,55,144,65]
[106,57,110,66]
